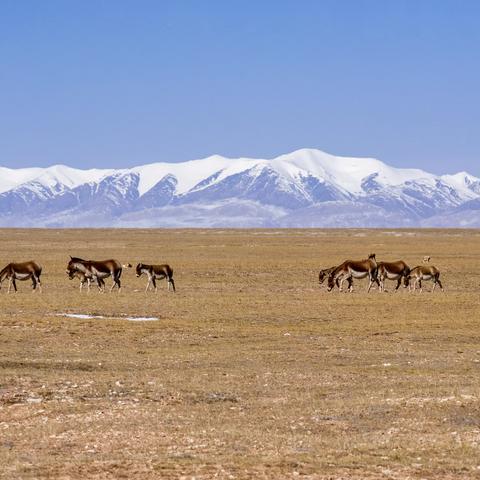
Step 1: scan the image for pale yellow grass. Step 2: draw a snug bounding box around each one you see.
[0,229,479,479]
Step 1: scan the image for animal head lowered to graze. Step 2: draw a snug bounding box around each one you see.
[325,254,378,293]
[376,260,411,292]
[318,266,336,284]
[327,273,336,292]
[406,265,444,293]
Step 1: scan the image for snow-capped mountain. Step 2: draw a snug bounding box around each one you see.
[0,149,479,227]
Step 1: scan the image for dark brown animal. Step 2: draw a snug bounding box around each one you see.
[67,269,105,292]
[67,257,122,292]
[377,261,410,292]
[319,265,352,290]
[136,263,175,292]
[319,266,337,284]
[406,265,444,293]
[327,254,378,292]
[0,261,42,293]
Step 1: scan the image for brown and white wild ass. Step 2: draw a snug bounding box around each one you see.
[406,265,444,293]
[319,266,337,285]
[327,254,378,292]
[377,261,410,292]
[66,257,123,292]
[67,269,105,292]
[0,261,42,293]
[319,265,352,290]
[136,263,175,292]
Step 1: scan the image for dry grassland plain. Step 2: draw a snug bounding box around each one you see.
[0,228,479,480]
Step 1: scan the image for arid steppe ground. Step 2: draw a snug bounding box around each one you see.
[0,228,479,479]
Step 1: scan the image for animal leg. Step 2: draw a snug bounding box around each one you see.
[341,275,352,293]
[98,278,105,292]
[95,277,105,293]
[437,277,444,291]
[367,274,375,293]
[170,278,176,293]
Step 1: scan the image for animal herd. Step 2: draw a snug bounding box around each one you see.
[318,254,444,293]
[0,257,175,294]
[0,253,443,294]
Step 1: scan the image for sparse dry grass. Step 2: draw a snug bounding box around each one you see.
[0,228,479,479]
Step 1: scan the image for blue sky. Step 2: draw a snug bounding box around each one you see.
[1,1,479,175]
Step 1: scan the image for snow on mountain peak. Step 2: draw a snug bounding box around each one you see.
[0,166,45,194]
[0,148,478,228]
[275,148,435,194]
[35,165,112,190]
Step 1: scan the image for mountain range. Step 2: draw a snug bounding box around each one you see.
[1,149,479,227]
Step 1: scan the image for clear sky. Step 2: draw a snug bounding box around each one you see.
[1,0,479,175]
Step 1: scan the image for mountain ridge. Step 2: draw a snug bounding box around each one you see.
[1,149,479,227]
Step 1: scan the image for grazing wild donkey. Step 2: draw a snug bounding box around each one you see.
[327,254,378,293]
[377,261,410,292]
[406,265,444,293]
[136,263,175,292]
[66,257,123,292]
[319,266,337,285]
[67,268,105,292]
[0,261,42,293]
[319,265,352,290]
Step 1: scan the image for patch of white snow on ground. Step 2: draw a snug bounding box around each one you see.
[125,316,159,321]
[56,313,159,321]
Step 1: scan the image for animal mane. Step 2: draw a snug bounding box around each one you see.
[70,256,86,262]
